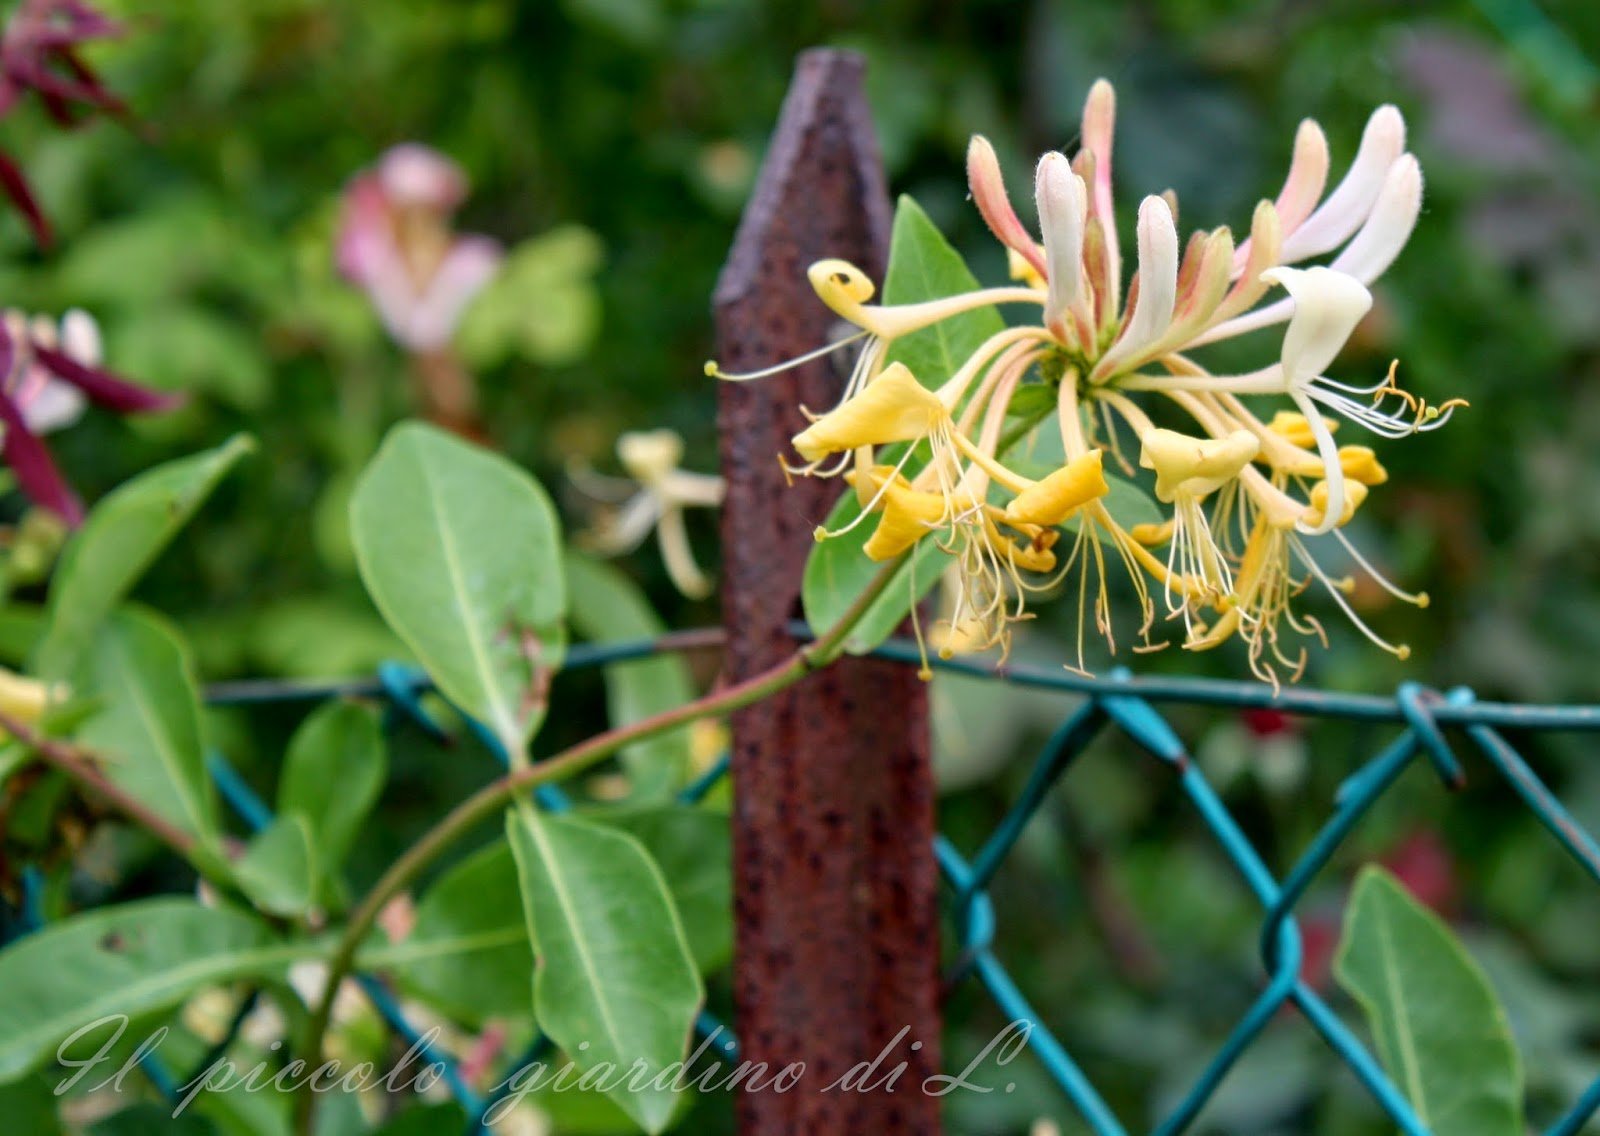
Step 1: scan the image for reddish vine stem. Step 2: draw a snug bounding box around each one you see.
[0,709,200,860]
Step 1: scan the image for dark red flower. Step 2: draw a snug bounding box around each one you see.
[0,0,126,247]
[1242,707,1296,738]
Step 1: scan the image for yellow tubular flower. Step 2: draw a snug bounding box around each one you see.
[791,363,948,463]
[1267,410,1338,449]
[846,467,952,561]
[1005,450,1110,526]
[1138,428,1260,502]
[1303,479,1369,529]
[996,517,1058,573]
[1129,521,1173,546]
[0,667,60,738]
[1337,446,1388,486]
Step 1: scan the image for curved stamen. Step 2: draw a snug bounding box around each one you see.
[705,330,869,381]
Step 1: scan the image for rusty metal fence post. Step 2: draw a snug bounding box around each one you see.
[713,48,944,1136]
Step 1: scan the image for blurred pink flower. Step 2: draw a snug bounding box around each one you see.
[336,144,502,353]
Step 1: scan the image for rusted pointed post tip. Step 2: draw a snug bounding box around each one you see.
[714,47,943,1136]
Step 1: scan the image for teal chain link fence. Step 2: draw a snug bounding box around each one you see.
[7,632,1600,1134]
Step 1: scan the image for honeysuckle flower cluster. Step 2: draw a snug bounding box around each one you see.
[573,429,726,599]
[1,308,182,526]
[711,81,1464,685]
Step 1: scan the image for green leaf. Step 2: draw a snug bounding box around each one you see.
[278,700,386,894]
[564,553,694,799]
[0,603,44,666]
[368,1105,469,1135]
[597,807,732,974]
[801,511,953,655]
[90,1105,218,1135]
[234,814,318,918]
[350,423,567,758]
[457,225,603,370]
[0,742,29,794]
[802,194,1005,653]
[108,306,271,411]
[35,435,255,679]
[0,1074,60,1135]
[880,194,1006,385]
[73,609,218,845]
[506,808,702,1133]
[0,898,311,1082]
[245,596,406,679]
[1334,866,1524,1136]
[369,841,533,1026]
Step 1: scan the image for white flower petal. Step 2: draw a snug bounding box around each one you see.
[618,428,685,484]
[1276,119,1331,234]
[1080,79,1120,289]
[1327,155,1422,284]
[1093,196,1176,377]
[1034,152,1086,332]
[1291,389,1347,536]
[1262,266,1372,389]
[60,309,102,367]
[1234,120,1326,277]
[18,375,86,435]
[1193,163,1410,351]
[1280,105,1406,262]
[663,469,726,509]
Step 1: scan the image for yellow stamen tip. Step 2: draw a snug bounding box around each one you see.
[704,360,720,377]
[1396,644,1411,661]
[1415,592,1430,609]
[812,526,827,543]
[917,665,933,682]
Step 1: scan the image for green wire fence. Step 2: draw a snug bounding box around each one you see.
[8,631,1599,1134]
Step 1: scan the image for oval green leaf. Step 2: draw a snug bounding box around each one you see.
[0,898,311,1082]
[350,423,566,759]
[234,814,318,918]
[1334,865,1524,1136]
[73,608,218,846]
[507,808,702,1134]
[597,806,732,974]
[278,700,386,899]
[35,435,255,680]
